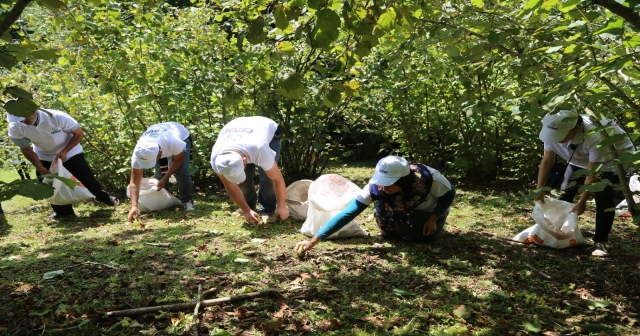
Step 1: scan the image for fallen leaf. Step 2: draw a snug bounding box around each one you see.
[317,318,342,331]
[523,320,541,332]
[42,270,64,280]
[453,305,470,319]
[393,287,416,296]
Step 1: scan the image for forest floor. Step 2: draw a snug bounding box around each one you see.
[0,163,638,336]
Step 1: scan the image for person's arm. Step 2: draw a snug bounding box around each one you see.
[263,161,290,220]
[423,185,456,236]
[535,149,557,203]
[293,199,368,257]
[127,168,143,222]
[157,151,185,190]
[20,146,49,175]
[571,160,600,215]
[219,174,261,224]
[54,128,83,163]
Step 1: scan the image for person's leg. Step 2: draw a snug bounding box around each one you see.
[154,157,165,181]
[559,165,585,203]
[37,159,75,216]
[62,153,114,205]
[593,172,619,243]
[174,137,195,204]
[407,210,448,243]
[238,163,257,211]
[257,137,282,213]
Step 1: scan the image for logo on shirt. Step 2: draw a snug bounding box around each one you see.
[142,128,162,138]
[223,134,242,144]
[51,127,61,134]
[221,127,254,135]
[547,122,558,130]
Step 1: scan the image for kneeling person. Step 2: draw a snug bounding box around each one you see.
[294,155,456,257]
[128,122,195,222]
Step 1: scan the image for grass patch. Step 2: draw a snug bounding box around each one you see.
[0,163,638,335]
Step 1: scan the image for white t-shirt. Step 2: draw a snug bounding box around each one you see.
[8,109,82,162]
[210,116,278,172]
[544,117,634,171]
[356,166,452,212]
[131,122,190,169]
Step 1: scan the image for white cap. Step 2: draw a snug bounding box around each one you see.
[213,152,246,184]
[6,113,25,123]
[539,110,579,143]
[369,155,410,186]
[133,141,159,169]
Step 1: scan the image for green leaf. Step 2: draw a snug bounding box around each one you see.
[322,88,342,107]
[279,73,302,91]
[274,5,289,30]
[581,182,608,193]
[31,49,59,60]
[0,51,17,70]
[255,68,274,80]
[43,270,64,280]
[471,0,484,8]
[246,17,267,44]
[598,133,627,147]
[41,0,66,9]
[523,321,541,332]
[88,0,101,6]
[520,0,543,15]
[319,263,338,271]
[3,86,33,99]
[40,173,79,189]
[276,41,296,55]
[563,44,579,54]
[354,18,374,35]
[487,31,499,44]
[307,0,326,10]
[540,0,559,10]
[594,19,624,36]
[3,98,39,118]
[559,0,580,12]
[223,84,244,104]
[393,288,416,296]
[355,41,372,58]
[377,8,397,31]
[584,299,612,309]
[546,45,563,53]
[453,305,470,318]
[311,9,341,48]
[17,179,54,200]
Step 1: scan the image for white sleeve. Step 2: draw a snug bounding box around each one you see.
[428,168,452,197]
[254,143,276,170]
[54,113,80,132]
[355,184,373,205]
[164,135,186,157]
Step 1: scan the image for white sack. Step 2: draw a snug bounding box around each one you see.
[46,159,95,205]
[615,175,640,217]
[286,179,313,221]
[300,174,368,239]
[126,178,181,212]
[512,198,586,249]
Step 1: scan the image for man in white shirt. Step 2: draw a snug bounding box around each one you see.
[210,116,289,224]
[535,110,634,256]
[128,122,195,222]
[7,108,118,219]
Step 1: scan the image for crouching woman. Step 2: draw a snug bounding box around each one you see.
[294,155,456,257]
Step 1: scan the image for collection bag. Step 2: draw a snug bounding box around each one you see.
[126,178,181,212]
[512,198,586,249]
[286,180,313,221]
[300,174,368,239]
[46,159,95,205]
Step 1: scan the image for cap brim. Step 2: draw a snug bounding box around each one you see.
[539,128,569,143]
[369,175,401,187]
[135,157,156,169]
[225,171,246,184]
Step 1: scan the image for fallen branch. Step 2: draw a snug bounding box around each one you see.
[192,284,202,336]
[524,262,552,280]
[145,243,171,247]
[106,289,281,317]
[64,261,119,270]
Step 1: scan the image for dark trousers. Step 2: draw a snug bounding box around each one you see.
[560,165,619,243]
[36,153,111,216]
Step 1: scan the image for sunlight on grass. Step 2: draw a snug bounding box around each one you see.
[0,165,638,335]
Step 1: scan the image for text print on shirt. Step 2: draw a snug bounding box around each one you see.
[142,128,162,139]
[50,127,62,135]
[220,127,254,135]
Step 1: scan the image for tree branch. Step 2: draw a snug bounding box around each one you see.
[0,0,33,38]
[593,0,640,32]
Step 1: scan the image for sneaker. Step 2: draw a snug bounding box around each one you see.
[109,196,119,206]
[183,201,195,212]
[48,212,77,220]
[591,242,608,257]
